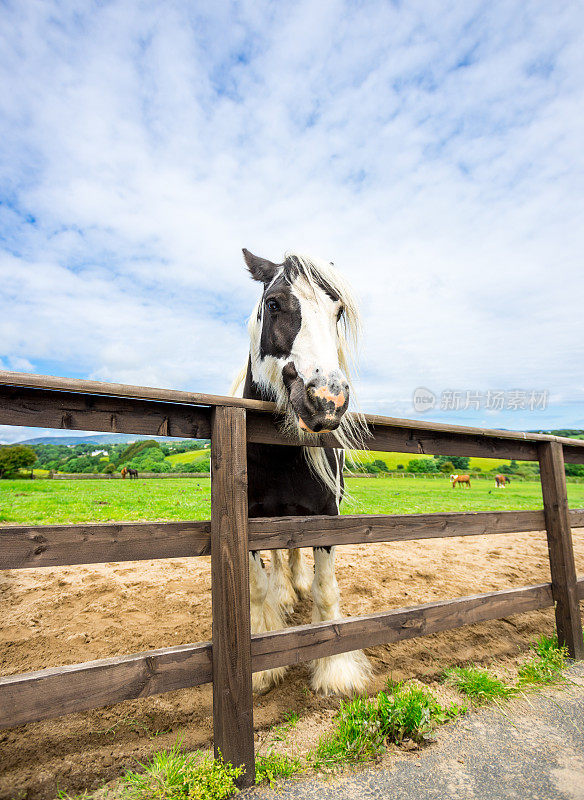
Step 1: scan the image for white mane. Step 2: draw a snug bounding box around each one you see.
[232,251,368,498]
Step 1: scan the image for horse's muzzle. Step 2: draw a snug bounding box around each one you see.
[282,363,349,434]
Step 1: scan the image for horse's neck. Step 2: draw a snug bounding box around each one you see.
[242,357,338,517]
[242,358,263,402]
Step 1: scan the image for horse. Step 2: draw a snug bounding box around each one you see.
[449,473,458,482]
[121,466,128,479]
[495,474,510,488]
[452,474,471,488]
[233,248,372,696]
[127,468,138,479]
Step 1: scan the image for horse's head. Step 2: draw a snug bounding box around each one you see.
[243,249,361,438]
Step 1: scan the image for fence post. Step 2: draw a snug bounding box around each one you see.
[211,406,255,785]
[538,440,584,659]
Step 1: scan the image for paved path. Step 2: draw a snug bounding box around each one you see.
[244,663,584,800]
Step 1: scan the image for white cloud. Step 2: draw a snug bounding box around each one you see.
[1,0,583,443]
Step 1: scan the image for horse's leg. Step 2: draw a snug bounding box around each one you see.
[270,548,297,614]
[289,548,312,600]
[249,551,287,693]
[310,546,371,696]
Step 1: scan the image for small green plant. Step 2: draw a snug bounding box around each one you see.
[255,750,303,787]
[443,666,516,704]
[517,634,568,686]
[311,695,381,770]
[119,744,242,800]
[376,681,462,743]
[311,682,463,771]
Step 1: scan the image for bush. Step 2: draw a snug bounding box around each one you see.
[0,445,37,478]
[565,464,584,477]
[434,455,469,471]
[408,458,438,473]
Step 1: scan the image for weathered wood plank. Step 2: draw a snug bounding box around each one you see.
[364,424,540,461]
[4,509,583,570]
[0,581,559,729]
[3,370,584,458]
[0,521,212,569]
[210,407,254,785]
[248,509,548,550]
[246,411,543,460]
[562,444,584,465]
[539,441,584,659]
[0,642,212,729]
[252,582,556,671]
[0,386,211,440]
[0,370,276,413]
[0,510,556,570]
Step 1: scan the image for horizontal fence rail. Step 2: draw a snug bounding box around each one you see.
[2,578,583,730]
[2,371,584,462]
[2,509,584,570]
[1,370,583,786]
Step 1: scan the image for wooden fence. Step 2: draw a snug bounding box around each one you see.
[0,370,583,788]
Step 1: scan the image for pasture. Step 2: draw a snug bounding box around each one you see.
[3,475,584,525]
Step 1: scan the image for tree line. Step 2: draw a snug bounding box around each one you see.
[0,439,210,478]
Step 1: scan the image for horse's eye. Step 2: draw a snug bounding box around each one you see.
[266,299,280,313]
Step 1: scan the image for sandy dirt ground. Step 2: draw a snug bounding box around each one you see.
[1,529,583,800]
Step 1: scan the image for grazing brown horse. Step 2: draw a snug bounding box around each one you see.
[495,474,510,488]
[452,474,471,488]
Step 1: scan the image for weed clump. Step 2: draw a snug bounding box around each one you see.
[311,681,463,771]
[517,634,568,686]
[443,666,516,704]
[118,745,242,800]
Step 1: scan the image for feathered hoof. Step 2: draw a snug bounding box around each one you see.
[271,578,297,617]
[252,666,287,695]
[292,575,313,601]
[310,650,372,696]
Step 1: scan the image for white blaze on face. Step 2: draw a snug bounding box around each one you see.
[289,275,342,384]
[249,274,346,411]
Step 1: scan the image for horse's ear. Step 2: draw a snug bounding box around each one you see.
[242,248,279,284]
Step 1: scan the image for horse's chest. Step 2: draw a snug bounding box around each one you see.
[247,443,336,518]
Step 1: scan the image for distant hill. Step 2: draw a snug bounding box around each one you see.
[18,433,185,446]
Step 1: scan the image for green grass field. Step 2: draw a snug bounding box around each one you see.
[2,476,584,525]
[164,448,211,466]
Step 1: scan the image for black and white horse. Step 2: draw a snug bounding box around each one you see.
[233,249,372,696]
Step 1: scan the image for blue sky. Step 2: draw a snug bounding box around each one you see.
[1,0,584,443]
